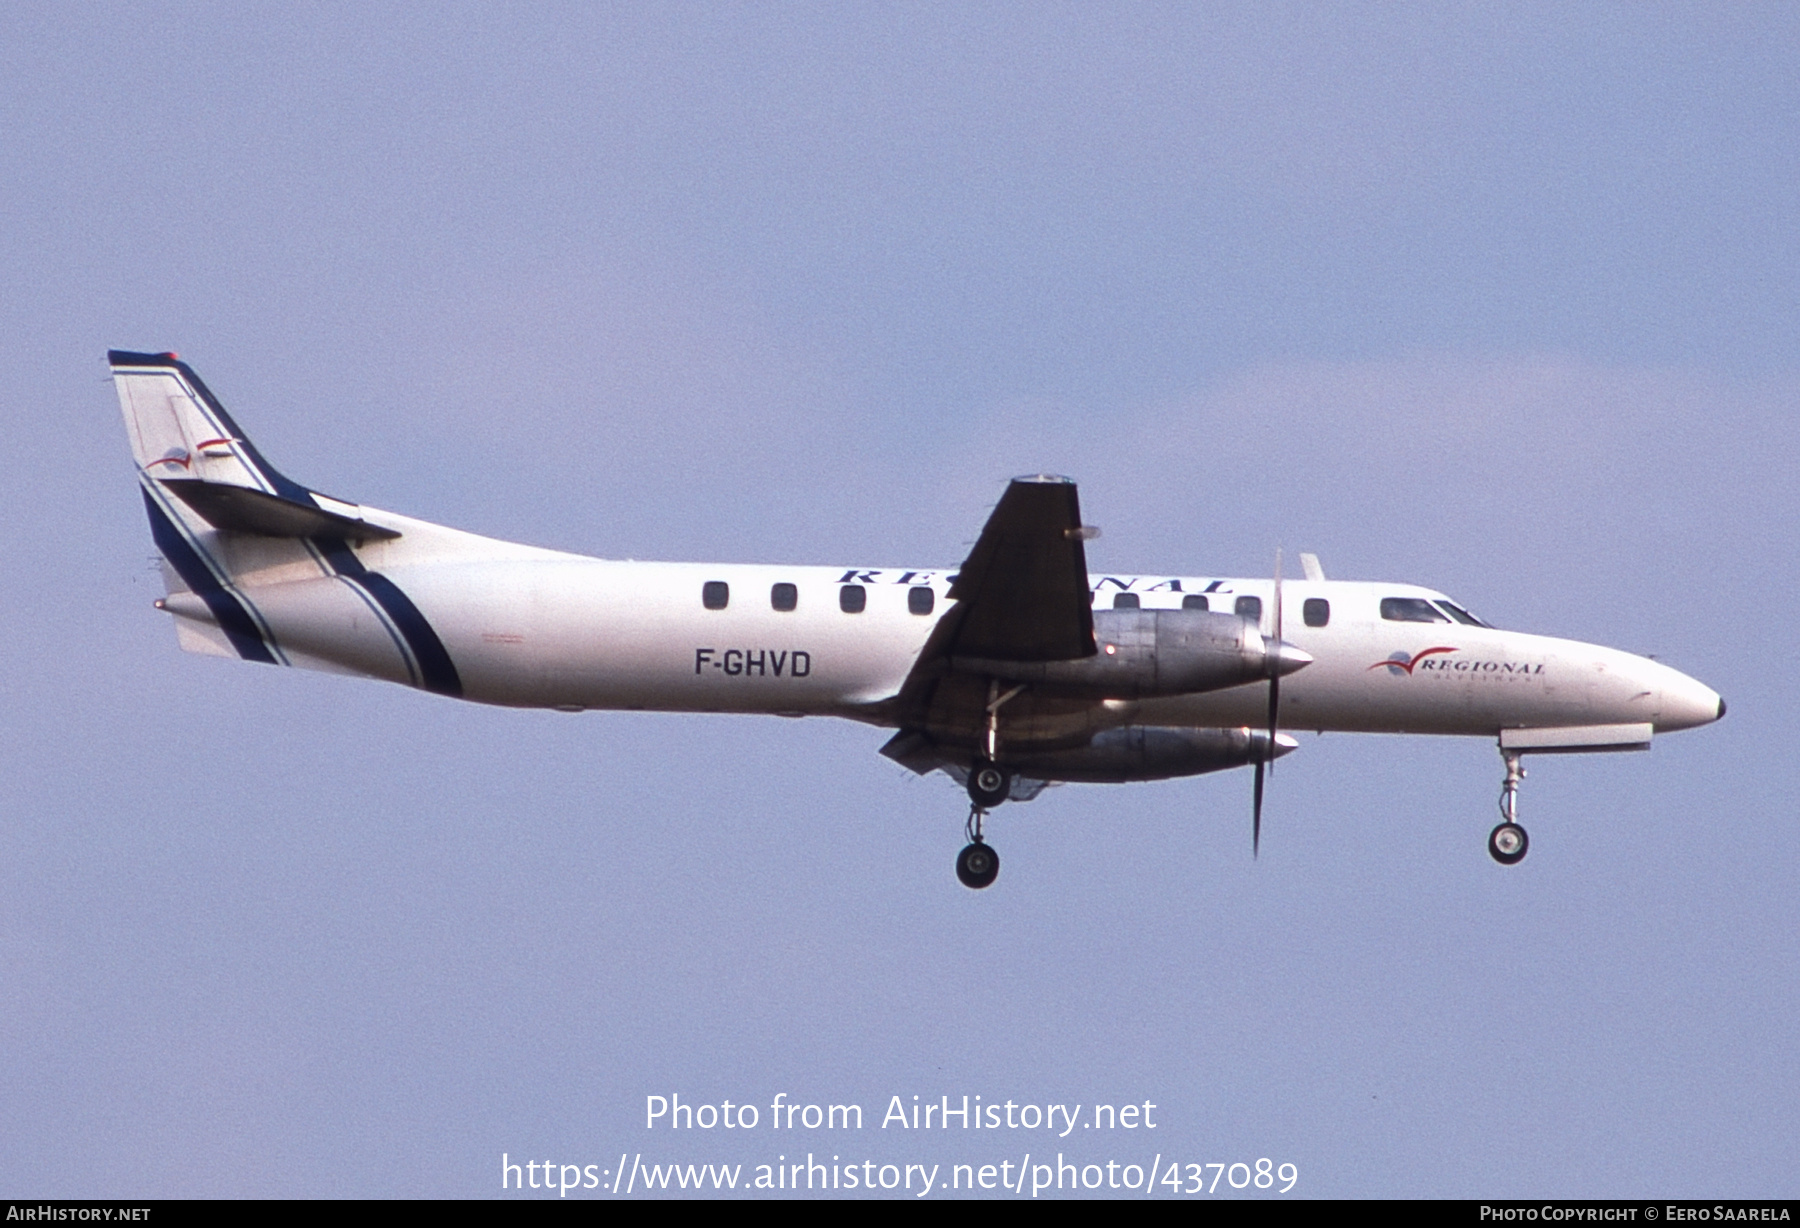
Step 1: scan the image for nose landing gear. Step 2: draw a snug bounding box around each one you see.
[1489,749,1529,865]
[1489,820,1528,864]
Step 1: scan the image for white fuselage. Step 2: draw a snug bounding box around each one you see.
[168,509,1722,740]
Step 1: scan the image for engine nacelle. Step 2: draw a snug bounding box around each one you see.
[1006,724,1298,784]
[952,608,1309,699]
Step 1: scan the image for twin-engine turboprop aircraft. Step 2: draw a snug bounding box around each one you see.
[109,350,1725,888]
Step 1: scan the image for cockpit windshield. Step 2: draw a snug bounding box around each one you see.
[1435,599,1492,628]
[1380,595,1496,627]
[1380,597,1449,623]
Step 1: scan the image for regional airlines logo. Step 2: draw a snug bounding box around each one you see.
[1370,647,1458,676]
[1369,648,1548,678]
[147,446,192,471]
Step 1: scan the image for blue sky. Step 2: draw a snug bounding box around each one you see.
[2,3,1795,1197]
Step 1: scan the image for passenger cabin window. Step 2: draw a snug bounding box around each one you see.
[1381,597,1449,623]
[839,584,866,613]
[908,586,935,615]
[1435,599,1491,628]
[1112,592,1140,609]
[1235,595,1262,622]
[702,581,729,610]
[1182,594,1209,611]
[1303,597,1330,627]
[771,582,798,612]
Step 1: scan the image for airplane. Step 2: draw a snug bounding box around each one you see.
[107,350,1727,889]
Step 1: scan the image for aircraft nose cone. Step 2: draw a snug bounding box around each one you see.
[1656,670,1726,732]
[1265,639,1314,677]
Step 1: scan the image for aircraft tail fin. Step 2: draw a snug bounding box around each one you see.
[108,350,397,542]
[109,351,466,694]
[111,350,300,494]
[108,350,428,673]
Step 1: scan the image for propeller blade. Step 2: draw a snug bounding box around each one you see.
[1252,756,1264,858]
[1253,547,1283,858]
[1272,547,1283,639]
[1269,549,1283,777]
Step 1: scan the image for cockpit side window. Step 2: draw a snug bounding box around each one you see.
[1380,596,1450,623]
[1435,599,1492,628]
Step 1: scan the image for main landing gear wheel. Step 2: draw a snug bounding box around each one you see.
[1488,822,1529,865]
[967,763,1012,807]
[957,841,1000,889]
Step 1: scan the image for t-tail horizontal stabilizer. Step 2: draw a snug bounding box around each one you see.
[159,479,400,541]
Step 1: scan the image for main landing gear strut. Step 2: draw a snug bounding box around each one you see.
[956,683,1020,889]
[1489,749,1529,865]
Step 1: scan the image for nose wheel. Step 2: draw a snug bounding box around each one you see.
[1488,821,1528,864]
[1490,749,1530,865]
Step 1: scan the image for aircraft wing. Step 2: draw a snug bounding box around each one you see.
[881,477,1097,761]
[943,475,1096,662]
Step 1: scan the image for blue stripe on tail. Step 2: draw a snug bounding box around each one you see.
[141,488,277,665]
[315,539,462,698]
